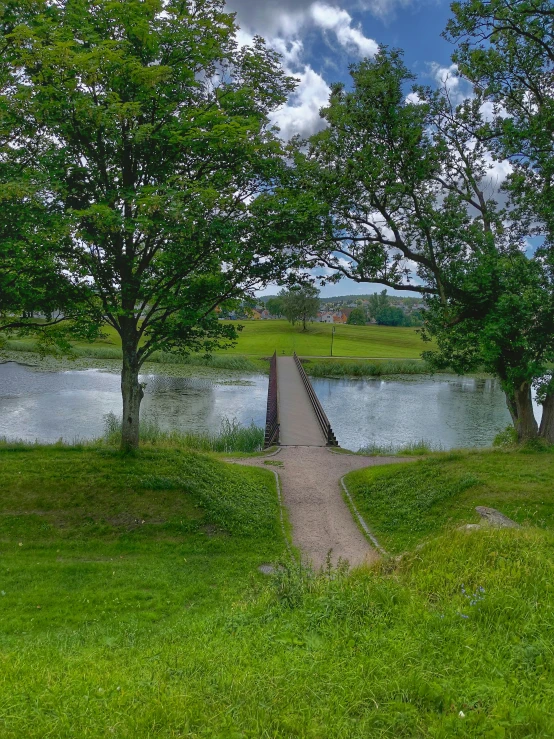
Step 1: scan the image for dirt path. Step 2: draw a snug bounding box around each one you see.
[229,447,407,569]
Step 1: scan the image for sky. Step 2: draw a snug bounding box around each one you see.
[226,0,463,298]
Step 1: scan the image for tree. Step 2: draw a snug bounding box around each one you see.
[375,306,406,327]
[1,0,296,450]
[367,290,390,321]
[444,0,554,440]
[285,48,554,441]
[266,297,284,318]
[278,285,320,331]
[346,307,366,325]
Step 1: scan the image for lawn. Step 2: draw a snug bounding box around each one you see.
[344,446,554,553]
[218,320,428,358]
[1,444,554,736]
[83,320,428,360]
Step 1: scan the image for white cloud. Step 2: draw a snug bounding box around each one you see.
[310,3,379,57]
[270,65,331,139]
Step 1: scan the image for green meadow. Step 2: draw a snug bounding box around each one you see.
[218,320,427,358]
[1,443,554,737]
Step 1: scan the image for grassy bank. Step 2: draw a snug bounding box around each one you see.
[3,320,428,362]
[219,320,428,358]
[344,446,554,553]
[1,339,261,373]
[1,444,554,735]
[102,414,265,453]
[304,358,432,378]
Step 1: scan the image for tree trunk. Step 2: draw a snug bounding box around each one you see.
[121,348,144,452]
[508,382,538,441]
[539,390,554,443]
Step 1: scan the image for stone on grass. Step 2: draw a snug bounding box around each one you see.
[475,506,519,528]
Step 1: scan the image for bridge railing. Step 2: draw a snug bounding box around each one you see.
[293,352,339,447]
[264,351,280,448]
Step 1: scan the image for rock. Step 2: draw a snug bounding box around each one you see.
[458,523,482,531]
[475,506,520,529]
[258,564,278,576]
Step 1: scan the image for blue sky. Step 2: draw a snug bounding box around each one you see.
[227,0,461,297]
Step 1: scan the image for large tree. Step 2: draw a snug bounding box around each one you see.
[1,0,295,449]
[278,285,320,331]
[285,49,554,440]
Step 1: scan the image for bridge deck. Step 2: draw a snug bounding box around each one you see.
[277,356,327,446]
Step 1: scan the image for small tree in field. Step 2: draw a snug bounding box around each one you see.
[279,285,320,331]
[1,0,295,450]
[346,308,366,325]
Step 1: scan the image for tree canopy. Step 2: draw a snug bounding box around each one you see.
[278,285,321,331]
[1,0,296,449]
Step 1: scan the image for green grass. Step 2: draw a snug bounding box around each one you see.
[102,413,265,453]
[2,445,554,736]
[1,338,260,372]
[305,358,432,378]
[345,446,554,553]
[219,320,428,358]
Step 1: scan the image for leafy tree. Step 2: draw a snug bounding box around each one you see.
[375,306,406,327]
[367,290,390,321]
[444,0,554,441]
[286,48,553,441]
[446,0,554,249]
[1,0,295,450]
[346,307,366,325]
[266,297,284,318]
[278,285,320,331]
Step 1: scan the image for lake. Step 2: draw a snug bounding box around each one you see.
[0,361,533,450]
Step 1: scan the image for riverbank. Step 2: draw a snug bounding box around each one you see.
[1,443,553,735]
[0,343,447,380]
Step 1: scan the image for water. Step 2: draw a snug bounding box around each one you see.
[312,375,521,451]
[0,362,534,450]
[0,363,267,444]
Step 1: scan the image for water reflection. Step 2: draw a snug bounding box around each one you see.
[0,362,540,450]
[0,362,267,443]
[311,375,518,450]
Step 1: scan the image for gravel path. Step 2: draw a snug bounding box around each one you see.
[229,447,408,569]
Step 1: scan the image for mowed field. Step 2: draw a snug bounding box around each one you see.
[217,320,428,359]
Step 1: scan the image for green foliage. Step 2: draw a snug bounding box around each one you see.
[266,297,284,318]
[0,0,297,447]
[102,413,264,453]
[306,359,431,377]
[346,307,366,325]
[278,284,321,330]
[375,305,407,326]
[493,426,519,449]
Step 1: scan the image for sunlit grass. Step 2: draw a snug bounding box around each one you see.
[1,445,554,735]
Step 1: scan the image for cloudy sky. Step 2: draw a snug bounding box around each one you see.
[227,0,461,296]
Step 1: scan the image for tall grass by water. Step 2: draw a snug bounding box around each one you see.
[1,339,259,372]
[103,413,265,453]
[306,359,433,377]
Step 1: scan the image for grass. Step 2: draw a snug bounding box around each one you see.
[102,413,265,453]
[344,445,554,553]
[219,320,429,358]
[2,445,554,736]
[304,358,432,377]
[1,338,260,372]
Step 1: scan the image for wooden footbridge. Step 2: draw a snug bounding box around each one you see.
[265,352,339,448]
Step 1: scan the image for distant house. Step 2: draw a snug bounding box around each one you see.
[317,310,350,324]
[249,309,262,320]
[317,311,335,323]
